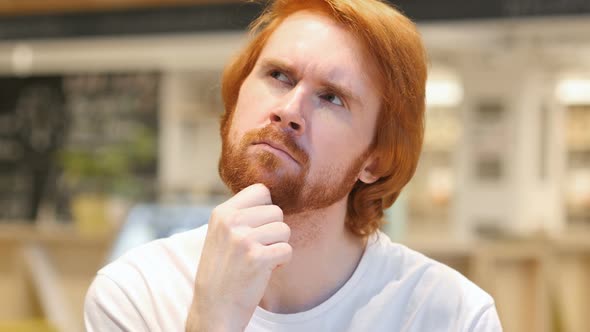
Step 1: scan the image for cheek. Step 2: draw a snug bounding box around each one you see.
[316,111,372,149]
[232,79,273,135]
[308,114,367,171]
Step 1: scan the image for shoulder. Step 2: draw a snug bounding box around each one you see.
[84,224,209,331]
[372,231,494,303]
[98,224,208,287]
[84,273,150,331]
[366,232,500,330]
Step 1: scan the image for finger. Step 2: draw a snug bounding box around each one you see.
[237,205,283,228]
[248,221,290,245]
[224,183,272,210]
[260,242,292,268]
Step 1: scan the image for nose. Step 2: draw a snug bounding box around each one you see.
[269,86,306,135]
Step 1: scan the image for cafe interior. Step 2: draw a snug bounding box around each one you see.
[0,1,589,331]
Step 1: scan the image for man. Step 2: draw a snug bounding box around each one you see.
[85,0,503,331]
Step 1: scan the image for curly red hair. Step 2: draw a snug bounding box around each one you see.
[220,0,427,236]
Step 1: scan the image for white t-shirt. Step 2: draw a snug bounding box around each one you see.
[84,225,502,331]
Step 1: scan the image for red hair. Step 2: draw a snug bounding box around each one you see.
[220,0,427,236]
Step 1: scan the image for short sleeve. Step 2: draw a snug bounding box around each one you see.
[469,304,503,332]
[84,274,149,332]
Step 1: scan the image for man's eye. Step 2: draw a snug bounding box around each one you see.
[270,70,291,84]
[321,93,344,107]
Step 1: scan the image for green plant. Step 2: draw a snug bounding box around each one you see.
[58,126,156,199]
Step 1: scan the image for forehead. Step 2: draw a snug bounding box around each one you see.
[258,11,375,90]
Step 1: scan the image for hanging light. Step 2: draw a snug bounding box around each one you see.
[556,78,590,105]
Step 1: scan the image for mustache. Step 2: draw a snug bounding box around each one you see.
[242,126,309,165]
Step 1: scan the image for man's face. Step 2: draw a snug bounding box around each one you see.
[220,11,381,215]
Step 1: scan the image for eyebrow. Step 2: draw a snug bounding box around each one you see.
[259,57,362,107]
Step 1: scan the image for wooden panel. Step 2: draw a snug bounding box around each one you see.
[0,224,111,325]
[0,244,39,320]
[490,259,547,332]
[45,241,110,330]
[468,241,550,332]
[553,254,590,332]
[61,276,96,330]
[430,255,472,279]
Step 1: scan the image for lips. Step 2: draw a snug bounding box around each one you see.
[242,125,309,167]
[253,140,299,164]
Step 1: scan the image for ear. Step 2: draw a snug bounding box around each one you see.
[358,153,379,184]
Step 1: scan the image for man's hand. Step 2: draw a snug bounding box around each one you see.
[186,184,292,332]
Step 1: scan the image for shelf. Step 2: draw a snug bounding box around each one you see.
[0,222,113,246]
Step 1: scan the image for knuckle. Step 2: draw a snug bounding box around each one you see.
[214,207,240,228]
[211,206,230,224]
[225,210,240,226]
[255,183,271,199]
[281,223,291,239]
[229,227,256,253]
[210,206,222,222]
[286,245,293,258]
[279,243,293,261]
[245,245,263,265]
[271,205,283,220]
[216,214,233,232]
[210,209,228,233]
[229,227,246,243]
[273,242,291,257]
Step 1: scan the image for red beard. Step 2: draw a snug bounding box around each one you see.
[219,123,368,215]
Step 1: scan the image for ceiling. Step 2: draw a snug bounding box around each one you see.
[0,0,237,16]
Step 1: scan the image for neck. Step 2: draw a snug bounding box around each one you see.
[259,197,368,314]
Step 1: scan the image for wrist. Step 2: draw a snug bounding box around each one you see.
[185,303,244,332]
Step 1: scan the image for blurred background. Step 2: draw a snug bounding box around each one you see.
[0,1,589,331]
